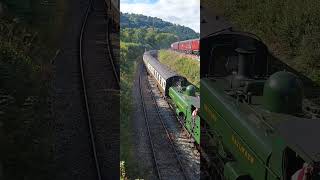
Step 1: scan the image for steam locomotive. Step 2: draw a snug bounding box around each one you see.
[143,51,200,144]
[200,30,320,180]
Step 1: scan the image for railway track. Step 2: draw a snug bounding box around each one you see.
[53,0,119,179]
[138,67,188,180]
[79,0,119,179]
[148,74,201,179]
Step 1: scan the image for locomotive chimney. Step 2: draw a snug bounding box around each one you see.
[235,48,256,79]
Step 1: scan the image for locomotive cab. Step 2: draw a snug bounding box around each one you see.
[281,147,320,180]
[201,31,320,180]
[283,148,305,180]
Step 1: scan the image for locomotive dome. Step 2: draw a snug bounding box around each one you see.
[186,85,196,96]
[263,71,303,114]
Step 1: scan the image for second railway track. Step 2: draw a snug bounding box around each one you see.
[139,67,188,180]
[79,0,119,179]
[53,0,119,179]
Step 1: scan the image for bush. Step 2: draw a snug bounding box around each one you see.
[0,18,53,180]
[120,41,145,178]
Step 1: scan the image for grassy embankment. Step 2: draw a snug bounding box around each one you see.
[204,0,320,84]
[120,42,145,179]
[0,1,66,179]
[158,50,200,88]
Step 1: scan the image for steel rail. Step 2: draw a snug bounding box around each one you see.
[103,0,120,88]
[145,71,189,180]
[79,0,102,179]
[106,18,120,87]
[139,66,189,180]
[138,69,162,179]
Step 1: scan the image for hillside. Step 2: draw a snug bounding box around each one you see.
[121,12,199,41]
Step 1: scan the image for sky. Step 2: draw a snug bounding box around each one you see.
[120,0,200,33]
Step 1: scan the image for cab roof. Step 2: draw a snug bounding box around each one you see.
[275,117,320,162]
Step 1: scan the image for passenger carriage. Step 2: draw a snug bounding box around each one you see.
[143,51,187,96]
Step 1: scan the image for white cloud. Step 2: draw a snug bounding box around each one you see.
[120,0,200,33]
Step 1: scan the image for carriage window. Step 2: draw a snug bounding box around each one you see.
[282,147,305,180]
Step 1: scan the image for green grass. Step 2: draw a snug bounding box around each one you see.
[158,50,200,88]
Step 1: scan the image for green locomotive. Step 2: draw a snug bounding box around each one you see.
[169,84,200,144]
[200,31,320,180]
[143,51,201,144]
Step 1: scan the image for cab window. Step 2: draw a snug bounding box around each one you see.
[282,147,305,180]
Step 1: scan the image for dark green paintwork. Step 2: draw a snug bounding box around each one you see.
[169,86,200,144]
[263,71,303,114]
[201,76,320,180]
[186,85,196,96]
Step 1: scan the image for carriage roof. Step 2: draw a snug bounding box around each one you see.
[143,51,183,80]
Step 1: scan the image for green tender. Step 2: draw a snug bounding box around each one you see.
[201,77,320,180]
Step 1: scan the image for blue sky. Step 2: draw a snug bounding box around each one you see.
[120,0,200,32]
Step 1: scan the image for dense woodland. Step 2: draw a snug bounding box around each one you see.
[120,13,198,51]
[206,0,320,84]
[121,28,178,50]
[121,13,199,41]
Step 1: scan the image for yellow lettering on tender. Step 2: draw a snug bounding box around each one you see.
[204,103,217,122]
[231,134,255,164]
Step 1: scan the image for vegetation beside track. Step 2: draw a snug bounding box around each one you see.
[120,13,200,178]
[0,1,66,179]
[204,0,320,84]
[158,50,200,88]
[120,42,145,179]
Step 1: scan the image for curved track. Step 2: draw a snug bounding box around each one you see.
[53,0,119,179]
[79,0,119,179]
[138,68,188,180]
